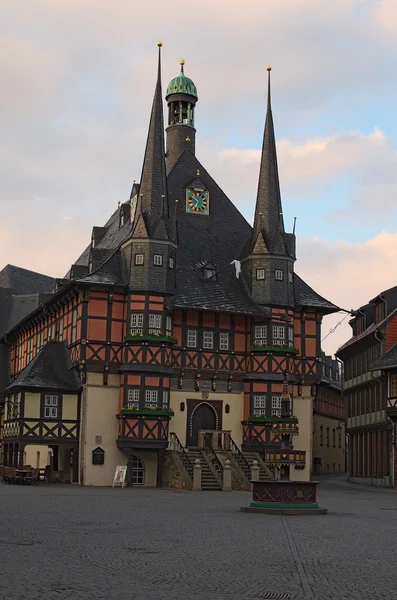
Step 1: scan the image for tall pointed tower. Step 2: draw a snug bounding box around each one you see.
[165,60,198,169]
[243,67,296,307]
[125,43,176,295]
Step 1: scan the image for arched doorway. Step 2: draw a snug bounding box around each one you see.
[128,455,145,486]
[188,402,217,447]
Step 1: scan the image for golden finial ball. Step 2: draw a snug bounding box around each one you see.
[157,41,163,47]
[267,65,272,71]
[117,200,121,206]
[180,59,185,65]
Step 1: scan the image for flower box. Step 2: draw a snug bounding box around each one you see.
[119,408,174,417]
[250,345,299,355]
[243,416,299,425]
[124,334,178,344]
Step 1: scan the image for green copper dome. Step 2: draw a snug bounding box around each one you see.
[166,61,198,99]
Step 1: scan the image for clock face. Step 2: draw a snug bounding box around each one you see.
[186,188,209,215]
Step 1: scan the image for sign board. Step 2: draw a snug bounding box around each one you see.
[112,465,127,488]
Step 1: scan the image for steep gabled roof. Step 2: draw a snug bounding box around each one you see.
[371,343,397,371]
[294,274,339,314]
[337,307,397,355]
[0,264,55,294]
[5,341,82,393]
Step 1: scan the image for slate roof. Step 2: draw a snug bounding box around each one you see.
[0,264,55,294]
[337,308,397,355]
[371,343,397,371]
[293,274,339,314]
[5,341,82,393]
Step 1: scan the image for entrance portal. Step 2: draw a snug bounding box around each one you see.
[188,402,217,447]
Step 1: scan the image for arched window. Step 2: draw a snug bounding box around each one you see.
[131,456,145,486]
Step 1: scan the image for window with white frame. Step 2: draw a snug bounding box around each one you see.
[153,254,163,266]
[44,395,58,418]
[127,388,140,408]
[162,390,169,407]
[275,269,284,281]
[37,330,43,351]
[169,257,174,269]
[220,332,229,351]
[254,325,267,346]
[203,331,214,349]
[271,395,282,416]
[135,254,144,265]
[166,316,172,336]
[272,325,285,346]
[253,395,266,416]
[58,317,64,341]
[288,327,294,348]
[17,342,24,371]
[130,313,144,335]
[145,389,158,408]
[256,269,265,280]
[149,313,162,334]
[131,455,145,485]
[187,330,197,348]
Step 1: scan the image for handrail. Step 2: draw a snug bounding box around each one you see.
[203,440,223,484]
[169,432,193,479]
[228,434,251,475]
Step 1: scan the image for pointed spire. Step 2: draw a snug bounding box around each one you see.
[138,42,168,231]
[252,66,285,252]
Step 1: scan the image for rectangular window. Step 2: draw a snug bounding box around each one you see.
[275,269,283,281]
[145,389,158,408]
[149,313,162,332]
[332,429,336,447]
[135,254,144,265]
[166,316,172,336]
[187,330,197,348]
[71,308,77,343]
[326,427,330,447]
[169,257,174,269]
[203,331,214,349]
[320,426,323,446]
[58,317,64,341]
[338,429,342,448]
[288,327,294,348]
[219,332,229,351]
[256,269,265,280]
[390,374,397,397]
[131,313,144,334]
[127,388,140,408]
[153,254,163,266]
[163,390,169,407]
[288,271,293,284]
[44,395,58,419]
[253,395,266,416]
[272,325,285,345]
[271,395,282,416]
[254,325,267,346]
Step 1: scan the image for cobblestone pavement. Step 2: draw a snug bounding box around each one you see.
[1,477,397,600]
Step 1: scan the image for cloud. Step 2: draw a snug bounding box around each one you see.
[297,231,397,354]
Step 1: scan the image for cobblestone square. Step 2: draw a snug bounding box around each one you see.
[1,477,397,600]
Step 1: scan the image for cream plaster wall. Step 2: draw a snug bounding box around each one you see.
[169,390,244,447]
[24,393,41,419]
[80,373,125,486]
[24,444,52,468]
[313,414,345,473]
[62,394,78,420]
[291,385,313,481]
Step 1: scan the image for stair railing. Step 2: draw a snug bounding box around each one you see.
[169,432,194,480]
[203,441,223,484]
[228,434,251,477]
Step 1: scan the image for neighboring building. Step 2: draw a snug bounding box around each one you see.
[0,264,55,464]
[312,354,345,475]
[0,48,340,487]
[337,286,397,487]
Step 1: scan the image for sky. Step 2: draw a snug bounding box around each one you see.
[1,0,397,355]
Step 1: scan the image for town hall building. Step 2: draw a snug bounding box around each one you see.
[0,45,341,488]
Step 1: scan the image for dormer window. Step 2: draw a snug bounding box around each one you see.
[275,269,284,281]
[256,269,265,280]
[153,254,163,266]
[135,254,144,266]
[204,267,216,279]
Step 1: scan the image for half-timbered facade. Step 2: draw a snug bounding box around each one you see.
[0,47,339,487]
[337,286,397,487]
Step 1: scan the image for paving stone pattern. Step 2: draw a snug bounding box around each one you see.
[1,477,397,600]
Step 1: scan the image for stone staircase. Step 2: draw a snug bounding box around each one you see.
[241,452,272,481]
[186,449,222,491]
